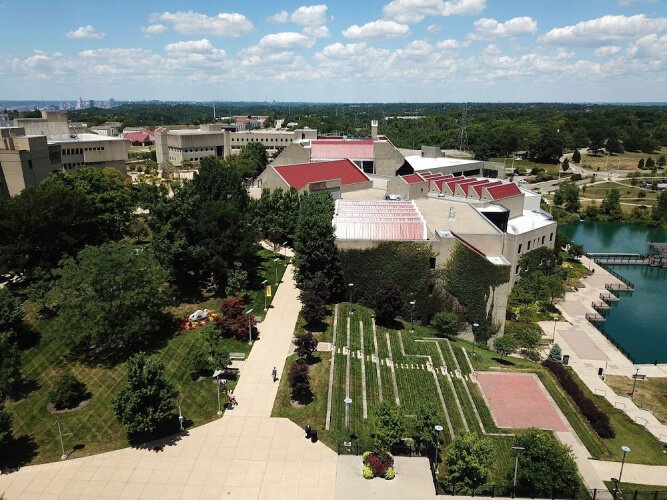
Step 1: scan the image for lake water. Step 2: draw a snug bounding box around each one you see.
[560,221,667,364]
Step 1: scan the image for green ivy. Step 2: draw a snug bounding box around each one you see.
[339,242,432,313]
[443,242,510,340]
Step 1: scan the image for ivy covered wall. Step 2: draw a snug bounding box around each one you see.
[443,241,510,340]
[339,241,432,315]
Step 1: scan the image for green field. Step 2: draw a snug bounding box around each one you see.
[4,249,286,465]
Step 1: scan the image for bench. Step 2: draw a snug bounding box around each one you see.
[230,352,246,361]
[632,373,647,380]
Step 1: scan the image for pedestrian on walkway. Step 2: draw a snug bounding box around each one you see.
[272,366,278,382]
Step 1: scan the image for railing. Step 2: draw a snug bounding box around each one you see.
[586,313,606,322]
[600,292,619,302]
[585,318,636,364]
[437,482,582,498]
[605,283,634,293]
[593,260,636,288]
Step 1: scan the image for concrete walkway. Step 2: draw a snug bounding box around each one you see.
[590,461,667,487]
[0,264,338,500]
[545,256,667,444]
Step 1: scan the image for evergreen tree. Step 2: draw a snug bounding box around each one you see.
[638,158,645,169]
[561,158,569,172]
[0,333,22,400]
[645,157,655,170]
[494,335,517,358]
[430,311,462,337]
[0,407,14,448]
[572,150,581,164]
[548,343,562,363]
[0,288,23,339]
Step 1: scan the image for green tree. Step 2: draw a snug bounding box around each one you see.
[293,332,317,361]
[561,158,569,172]
[605,136,623,154]
[239,142,269,177]
[0,333,22,400]
[0,288,23,338]
[225,261,248,297]
[49,374,88,410]
[657,155,666,167]
[112,354,178,437]
[571,150,581,164]
[0,407,13,447]
[600,188,622,220]
[211,346,231,371]
[444,432,494,493]
[510,429,580,495]
[430,311,462,337]
[531,128,565,164]
[299,277,327,327]
[494,335,517,358]
[412,402,441,453]
[48,242,170,361]
[548,343,562,363]
[652,190,667,224]
[293,192,342,297]
[645,157,655,170]
[370,401,405,456]
[373,281,404,322]
[518,247,559,276]
[187,347,211,379]
[553,182,580,212]
[567,243,585,260]
[638,158,645,169]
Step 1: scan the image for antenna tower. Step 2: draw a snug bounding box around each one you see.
[458,104,469,153]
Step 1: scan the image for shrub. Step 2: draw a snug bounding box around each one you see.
[187,348,211,379]
[543,360,614,438]
[363,451,394,477]
[430,311,462,337]
[373,281,404,321]
[385,467,396,480]
[293,332,317,361]
[50,374,88,410]
[218,297,256,340]
[362,464,374,479]
[288,359,311,402]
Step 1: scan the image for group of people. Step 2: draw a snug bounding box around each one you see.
[217,366,279,409]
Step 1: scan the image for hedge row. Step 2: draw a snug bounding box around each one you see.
[543,360,615,438]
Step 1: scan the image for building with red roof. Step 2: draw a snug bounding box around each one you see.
[122,131,155,146]
[258,159,372,197]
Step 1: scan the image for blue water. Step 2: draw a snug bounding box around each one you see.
[561,222,667,364]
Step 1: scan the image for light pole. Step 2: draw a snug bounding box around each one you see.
[552,314,559,343]
[409,300,416,333]
[614,445,631,497]
[245,308,254,344]
[261,279,268,311]
[512,446,525,495]
[53,419,69,460]
[274,257,280,285]
[344,397,353,446]
[178,403,184,432]
[434,424,444,472]
[348,283,354,315]
[631,368,640,399]
[472,322,479,356]
[282,241,288,262]
[216,373,222,415]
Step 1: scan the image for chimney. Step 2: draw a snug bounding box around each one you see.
[371,120,378,139]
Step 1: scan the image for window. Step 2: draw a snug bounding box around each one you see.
[550,233,554,242]
[515,265,520,275]
[541,236,545,245]
[518,244,522,254]
[527,241,531,250]
[429,257,436,269]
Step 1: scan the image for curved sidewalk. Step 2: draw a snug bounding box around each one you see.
[0,264,338,500]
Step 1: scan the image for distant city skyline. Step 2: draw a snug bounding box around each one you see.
[1,0,666,102]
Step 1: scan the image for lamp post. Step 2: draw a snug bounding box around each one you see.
[631,368,640,399]
[434,424,444,472]
[245,308,254,344]
[552,314,559,343]
[344,397,353,446]
[216,373,222,415]
[53,419,68,460]
[409,300,416,333]
[178,403,184,432]
[274,257,280,285]
[512,446,525,495]
[261,279,268,311]
[472,322,479,356]
[614,445,631,497]
[348,283,354,315]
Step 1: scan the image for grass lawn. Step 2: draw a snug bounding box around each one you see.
[605,376,667,424]
[4,248,287,466]
[576,148,667,172]
[603,481,667,494]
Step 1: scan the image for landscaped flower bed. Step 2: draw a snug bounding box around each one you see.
[179,310,220,331]
[362,451,396,480]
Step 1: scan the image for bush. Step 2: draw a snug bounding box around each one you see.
[363,451,394,477]
[218,297,256,340]
[187,348,211,379]
[385,467,396,480]
[49,374,88,410]
[430,311,462,337]
[373,281,404,321]
[543,360,614,438]
[288,358,311,402]
[362,464,374,479]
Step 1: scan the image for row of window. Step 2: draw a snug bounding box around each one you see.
[62,146,104,155]
[517,233,554,255]
[232,137,290,143]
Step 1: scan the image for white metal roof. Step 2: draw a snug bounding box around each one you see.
[404,155,481,171]
[333,200,428,241]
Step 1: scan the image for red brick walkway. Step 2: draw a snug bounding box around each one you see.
[476,372,568,432]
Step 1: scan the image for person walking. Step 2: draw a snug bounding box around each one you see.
[272,366,278,382]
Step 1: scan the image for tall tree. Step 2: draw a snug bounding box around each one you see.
[0,333,22,400]
[293,332,317,361]
[561,158,569,172]
[494,335,517,358]
[239,142,269,177]
[652,190,667,224]
[0,288,23,339]
[444,432,494,493]
[48,242,170,361]
[299,277,328,327]
[531,129,565,164]
[412,402,441,453]
[112,354,178,437]
[293,192,342,297]
[430,311,462,337]
[571,150,581,164]
[600,188,622,220]
[288,359,311,402]
[373,281,405,322]
[553,182,580,212]
[370,401,405,456]
[0,407,14,448]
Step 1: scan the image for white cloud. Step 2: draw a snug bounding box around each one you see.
[482,43,501,55]
[383,0,486,24]
[141,24,167,38]
[343,20,410,40]
[541,14,667,46]
[435,38,464,49]
[628,34,667,59]
[151,11,253,36]
[65,25,105,39]
[594,45,621,57]
[470,17,537,39]
[258,32,314,51]
[304,25,331,38]
[165,39,215,53]
[426,24,441,34]
[291,5,328,27]
[267,11,289,24]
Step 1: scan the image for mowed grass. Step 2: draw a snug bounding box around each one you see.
[576,148,667,172]
[5,248,287,465]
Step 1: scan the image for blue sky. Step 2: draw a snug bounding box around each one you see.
[1,0,666,102]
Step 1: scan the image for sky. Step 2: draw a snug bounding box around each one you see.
[1,0,667,102]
